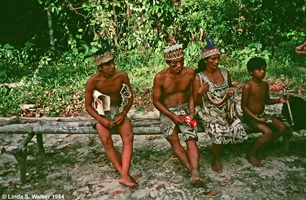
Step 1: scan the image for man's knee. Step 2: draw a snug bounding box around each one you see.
[96,125,112,143]
[279,123,287,135]
[261,129,273,139]
[123,132,134,143]
[166,133,180,145]
[99,134,112,145]
[185,138,198,147]
[119,126,134,144]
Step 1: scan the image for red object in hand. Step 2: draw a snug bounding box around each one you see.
[181,116,198,127]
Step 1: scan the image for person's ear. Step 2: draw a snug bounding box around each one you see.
[97,64,103,71]
[166,60,171,66]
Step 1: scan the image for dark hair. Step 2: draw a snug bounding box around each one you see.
[247,57,267,72]
[97,59,114,71]
[196,59,207,73]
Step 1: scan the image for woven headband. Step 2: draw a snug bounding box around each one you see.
[164,44,184,60]
[202,36,220,59]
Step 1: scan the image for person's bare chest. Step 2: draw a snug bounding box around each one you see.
[250,84,267,100]
[162,76,190,94]
[95,79,122,96]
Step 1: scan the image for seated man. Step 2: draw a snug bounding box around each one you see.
[153,43,205,185]
[85,35,137,187]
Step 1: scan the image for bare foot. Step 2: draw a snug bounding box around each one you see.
[228,144,241,156]
[190,169,205,186]
[130,175,139,184]
[246,154,263,167]
[119,174,138,188]
[212,159,222,173]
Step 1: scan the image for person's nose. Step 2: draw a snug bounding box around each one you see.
[176,62,183,68]
[110,63,115,69]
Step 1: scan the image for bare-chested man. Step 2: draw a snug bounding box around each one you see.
[153,44,205,185]
[241,57,287,167]
[85,37,137,188]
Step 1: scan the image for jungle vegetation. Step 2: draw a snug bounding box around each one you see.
[0,0,305,116]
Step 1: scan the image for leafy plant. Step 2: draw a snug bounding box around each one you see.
[0,0,305,116]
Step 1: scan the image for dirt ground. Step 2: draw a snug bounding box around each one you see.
[1,129,306,199]
[1,99,306,200]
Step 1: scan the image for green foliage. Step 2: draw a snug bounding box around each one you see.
[0,41,40,82]
[0,0,305,116]
[0,87,25,116]
[116,49,165,91]
[229,42,272,67]
[0,39,92,116]
[215,0,306,49]
[184,42,202,69]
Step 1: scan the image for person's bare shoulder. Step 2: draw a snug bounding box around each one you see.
[194,73,200,81]
[106,70,129,88]
[116,70,129,79]
[242,80,252,91]
[184,66,195,75]
[116,70,126,75]
[176,67,194,77]
[262,81,269,90]
[154,68,168,79]
[153,69,168,88]
[184,66,194,71]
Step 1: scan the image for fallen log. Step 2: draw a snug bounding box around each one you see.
[0,115,261,134]
[0,116,163,135]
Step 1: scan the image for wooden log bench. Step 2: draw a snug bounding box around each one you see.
[0,114,292,184]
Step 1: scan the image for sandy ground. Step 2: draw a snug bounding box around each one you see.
[1,102,306,200]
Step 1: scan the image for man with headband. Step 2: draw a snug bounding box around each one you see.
[85,35,137,188]
[153,42,205,185]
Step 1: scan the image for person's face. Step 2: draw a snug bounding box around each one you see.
[205,54,220,69]
[98,59,115,75]
[167,57,184,73]
[251,65,266,80]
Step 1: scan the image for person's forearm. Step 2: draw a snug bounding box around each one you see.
[267,98,281,105]
[193,93,203,105]
[242,107,260,122]
[86,105,104,122]
[188,97,195,117]
[121,95,133,116]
